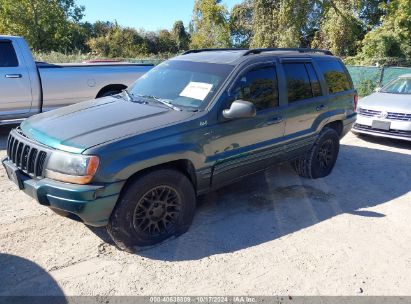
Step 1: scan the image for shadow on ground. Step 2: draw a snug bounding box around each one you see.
[0,254,65,299]
[131,143,411,261]
[355,133,411,149]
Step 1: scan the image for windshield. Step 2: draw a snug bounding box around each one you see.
[127,60,233,109]
[381,78,411,94]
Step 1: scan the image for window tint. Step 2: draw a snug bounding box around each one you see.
[306,63,322,97]
[283,63,312,102]
[129,60,232,108]
[232,66,279,111]
[0,42,18,67]
[317,60,352,94]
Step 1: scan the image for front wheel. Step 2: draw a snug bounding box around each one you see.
[292,128,340,179]
[107,169,196,250]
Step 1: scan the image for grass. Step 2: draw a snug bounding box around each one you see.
[32,51,166,65]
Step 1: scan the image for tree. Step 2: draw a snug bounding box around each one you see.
[86,23,181,58]
[91,21,115,38]
[69,22,93,52]
[171,21,190,51]
[311,1,365,56]
[158,29,178,54]
[359,0,390,30]
[0,0,84,52]
[251,0,313,48]
[190,0,231,49]
[87,22,147,57]
[251,0,279,48]
[358,0,411,64]
[250,0,390,55]
[230,0,253,48]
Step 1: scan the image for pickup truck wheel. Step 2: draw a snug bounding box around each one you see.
[292,128,340,179]
[107,169,196,250]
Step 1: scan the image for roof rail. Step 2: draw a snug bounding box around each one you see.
[182,48,248,55]
[243,48,333,56]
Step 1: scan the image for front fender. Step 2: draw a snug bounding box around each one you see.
[92,142,206,183]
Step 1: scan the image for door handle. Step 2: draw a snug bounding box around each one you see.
[5,74,22,78]
[266,116,283,125]
[316,104,327,111]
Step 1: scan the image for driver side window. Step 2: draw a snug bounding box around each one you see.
[232,66,279,111]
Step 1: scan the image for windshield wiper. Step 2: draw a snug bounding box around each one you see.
[135,94,182,111]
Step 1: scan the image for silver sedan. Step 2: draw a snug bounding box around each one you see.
[352,74,411,141]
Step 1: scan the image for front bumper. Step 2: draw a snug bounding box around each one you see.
[2,158,125,227]
[352,114,411,141]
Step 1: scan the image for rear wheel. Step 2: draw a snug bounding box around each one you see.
[292,128,340,179]
[107,169,196,250]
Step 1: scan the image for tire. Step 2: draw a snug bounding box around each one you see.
[107,169,196,250]
[292,128,340,179]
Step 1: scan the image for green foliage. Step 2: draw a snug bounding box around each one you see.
[356,0,411,64]
[87,23,146,57]
[229,0,253,48]
[2,0,411,67]
[274,0,313,48]
[251,0,322,48]
[359,0,389,29]
[190,0,231,48]
[250,0,277,48]
[33,50,96,63]
[310,1,365,56]
[86,21,187,57]
[357,78,377,97]
[171,21,190,51]
[158,30,178,54]
[32,50,166,64]
[0,0,85,52]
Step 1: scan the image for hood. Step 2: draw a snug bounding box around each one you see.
[359,92,411,113]
[21,97,194,153]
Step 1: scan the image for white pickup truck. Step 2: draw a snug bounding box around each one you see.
[0,36,154,124]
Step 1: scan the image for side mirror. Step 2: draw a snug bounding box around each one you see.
[222,100,256,119]
[374,87,382,92]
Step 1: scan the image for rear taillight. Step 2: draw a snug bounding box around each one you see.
[354,93,358,112]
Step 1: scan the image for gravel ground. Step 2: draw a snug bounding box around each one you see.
[0,129,410,296]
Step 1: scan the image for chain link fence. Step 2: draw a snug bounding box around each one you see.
[346,65,411,97]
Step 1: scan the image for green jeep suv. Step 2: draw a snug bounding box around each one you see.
[3,48,357,250]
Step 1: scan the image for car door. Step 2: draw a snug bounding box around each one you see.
[0,39,33,118]
[280,60,327,158]
[208,63,287,188]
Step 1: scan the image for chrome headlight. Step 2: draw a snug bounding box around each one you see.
[45,151,100,184]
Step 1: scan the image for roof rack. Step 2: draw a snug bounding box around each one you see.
[243,48,333,56]
[182,48,248,55]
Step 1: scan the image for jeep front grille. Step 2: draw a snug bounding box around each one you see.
[7,129,48,178]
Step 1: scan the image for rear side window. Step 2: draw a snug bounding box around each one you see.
[317,60,352,94]
[0,42,18,67]
[232,66,279,110]
[283,63,312,102]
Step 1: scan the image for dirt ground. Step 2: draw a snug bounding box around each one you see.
[0,128,410,296]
